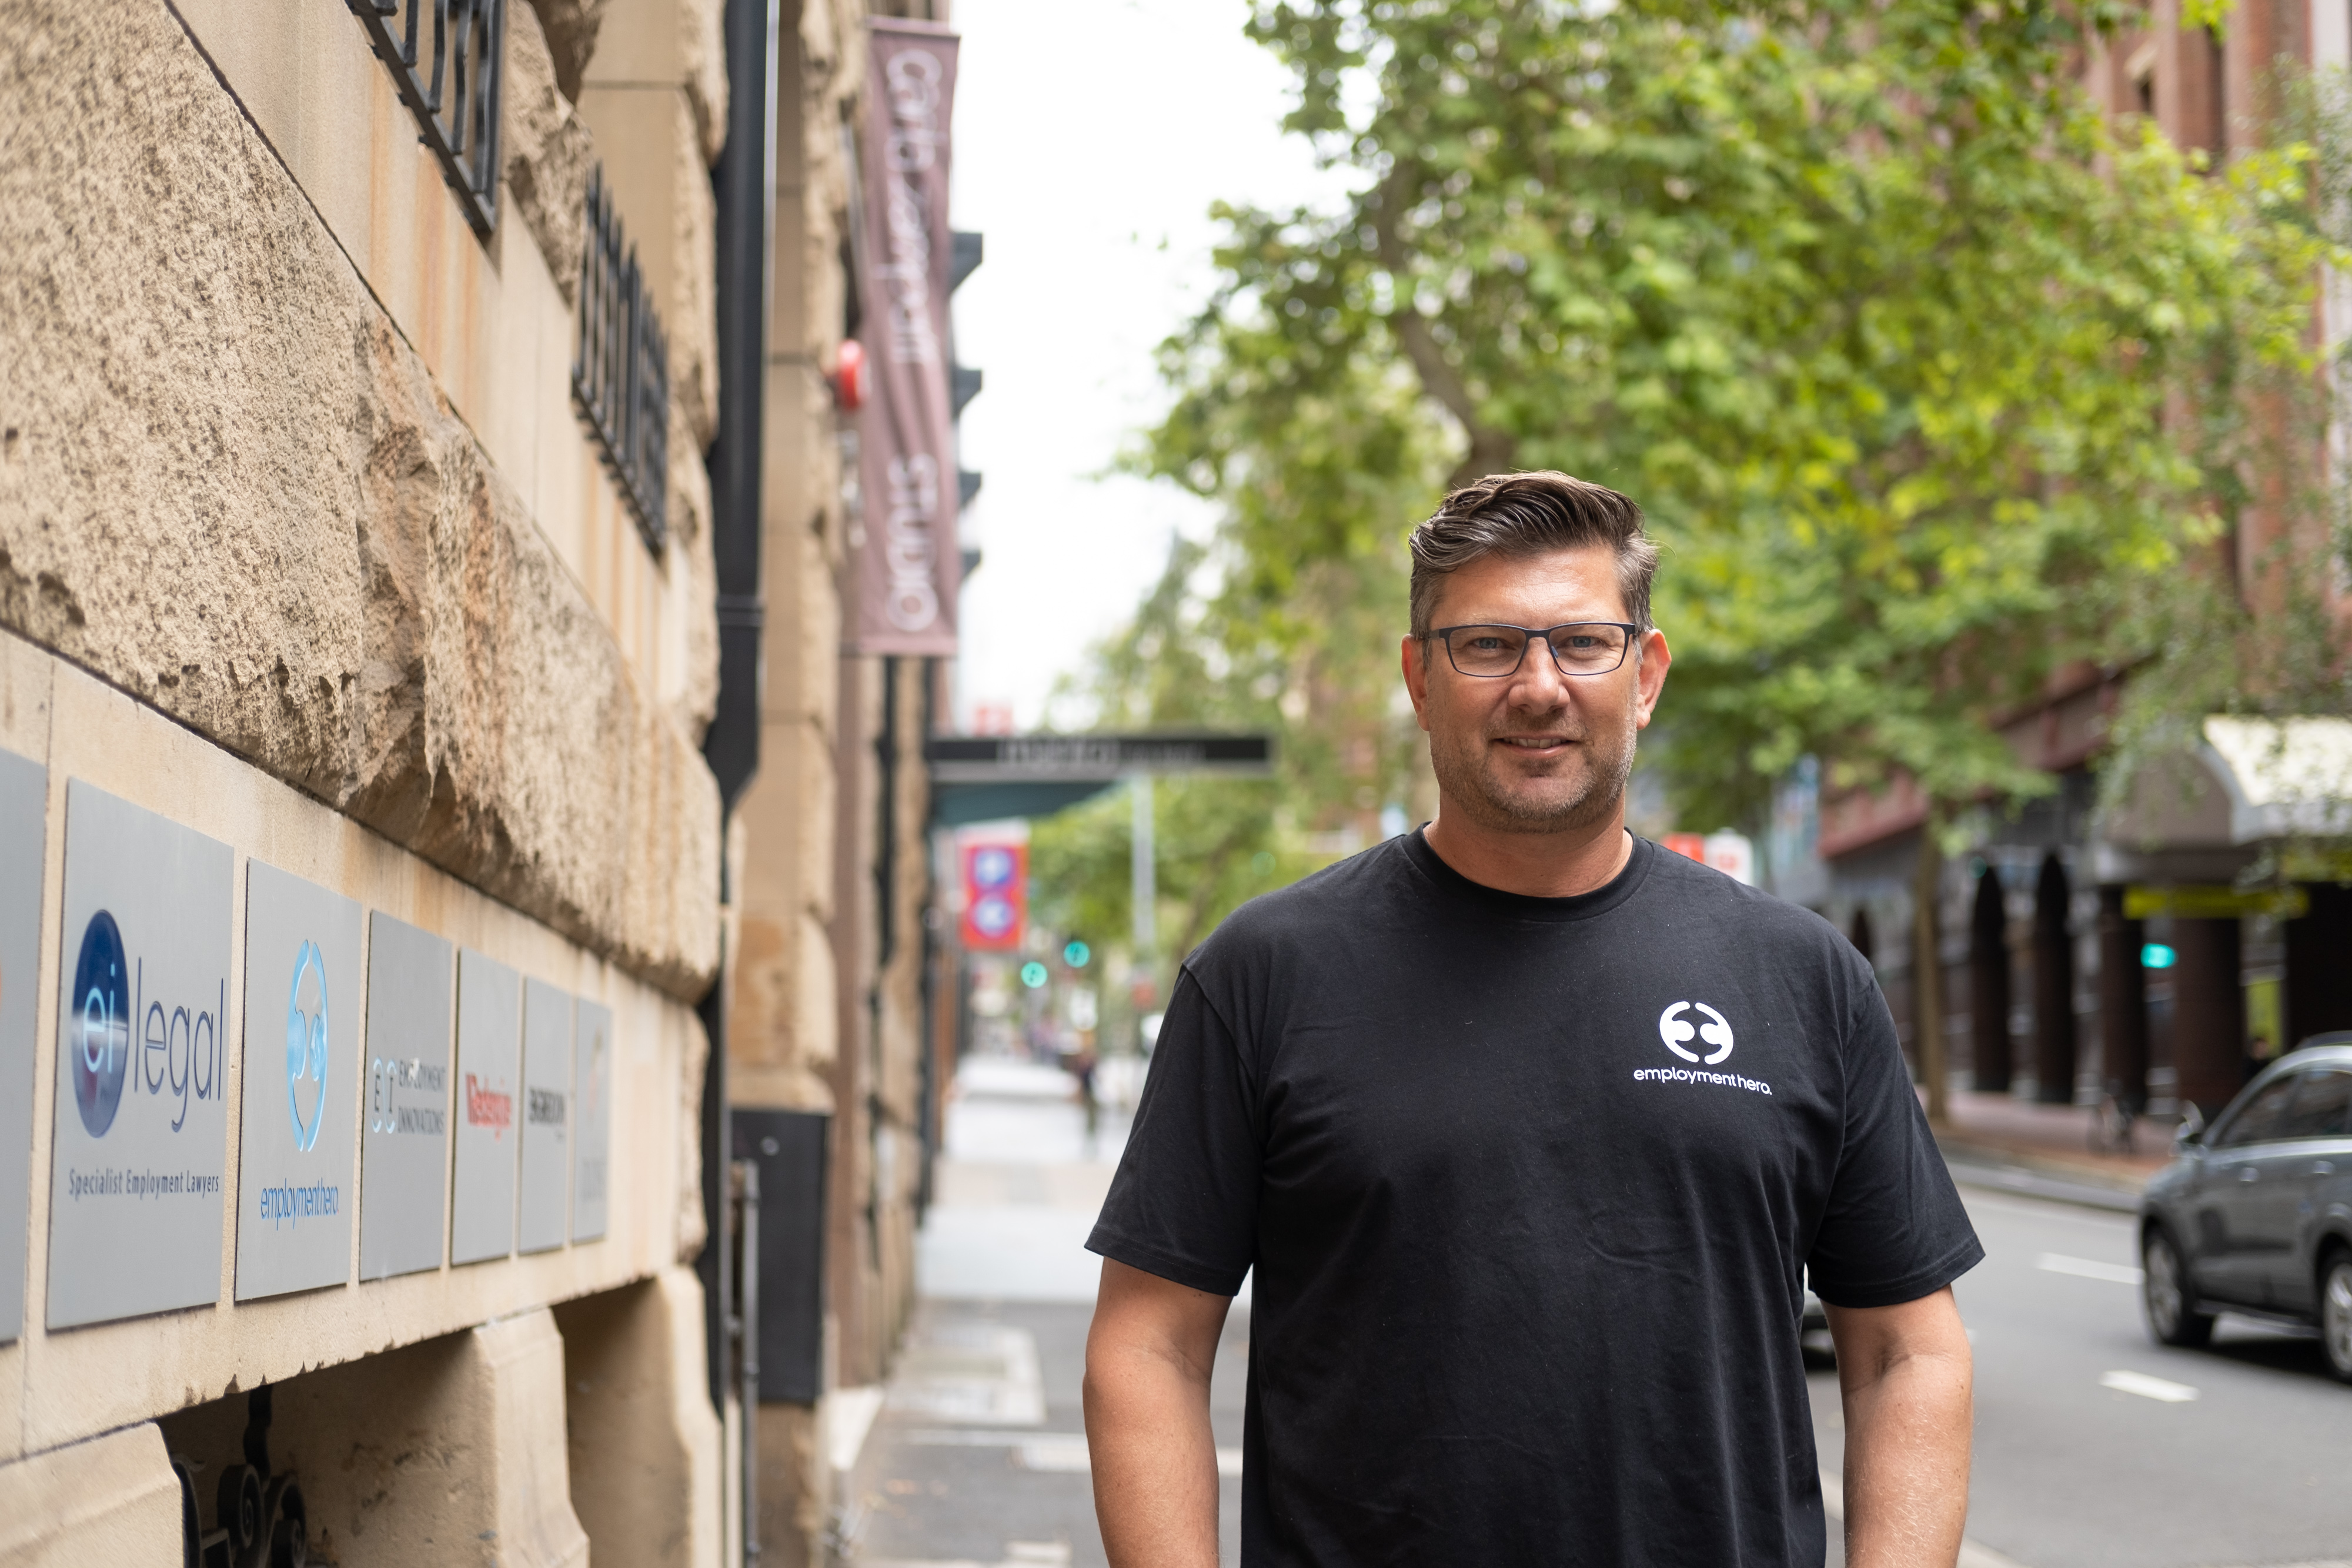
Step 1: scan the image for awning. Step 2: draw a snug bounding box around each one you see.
[2097,716,2352,881]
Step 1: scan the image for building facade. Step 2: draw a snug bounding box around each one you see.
[0,0,772,1558]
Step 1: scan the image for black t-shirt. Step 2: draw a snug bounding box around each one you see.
[1088,831,1980,1567]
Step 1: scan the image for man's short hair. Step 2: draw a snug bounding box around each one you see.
[1406,471,1659,637]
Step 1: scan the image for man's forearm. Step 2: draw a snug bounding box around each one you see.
[1842,1347,1971,1564]
[1829,1292,1973,1567]
[1083,1340,1220,1567]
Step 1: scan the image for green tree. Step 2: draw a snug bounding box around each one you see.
[1162,0,2329,831]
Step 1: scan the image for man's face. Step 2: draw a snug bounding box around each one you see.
[1401,545,1672,836]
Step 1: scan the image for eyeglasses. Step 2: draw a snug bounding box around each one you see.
[1428,621,1639,678]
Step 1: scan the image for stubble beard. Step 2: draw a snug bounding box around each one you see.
[1429,706,1638,837]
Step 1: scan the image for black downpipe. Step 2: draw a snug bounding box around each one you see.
[700,0,779,1423]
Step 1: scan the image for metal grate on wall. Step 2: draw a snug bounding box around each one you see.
[343,0,505,238]
[573,166,671,553]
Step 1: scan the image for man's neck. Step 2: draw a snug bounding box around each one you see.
[1421,804,1633,898]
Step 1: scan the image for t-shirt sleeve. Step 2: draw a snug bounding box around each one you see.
[1805,954,1985,1308]
[1086,967,1259,1295]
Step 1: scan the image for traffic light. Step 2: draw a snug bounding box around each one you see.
[1063,940,1091,969]
[1020,961,1048,989]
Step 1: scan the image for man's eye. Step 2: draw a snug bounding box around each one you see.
[1465,636,1510,651]
[1562,636,1602,651]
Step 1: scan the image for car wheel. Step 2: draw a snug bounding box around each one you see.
[2143,1228,2214,1348]
[2320,1251,2352,1386]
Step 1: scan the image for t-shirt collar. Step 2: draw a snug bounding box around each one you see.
[1398,826,1655,924]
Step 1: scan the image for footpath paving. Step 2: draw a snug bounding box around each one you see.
[1931,1089,2172,1213]
[841,1057,1247,1568]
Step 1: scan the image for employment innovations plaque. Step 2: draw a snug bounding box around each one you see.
[235,861,363,1300]
[46,781,234,1329]
[359,913,452,1282]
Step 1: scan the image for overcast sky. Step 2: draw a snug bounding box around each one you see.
[947,0,1353,731]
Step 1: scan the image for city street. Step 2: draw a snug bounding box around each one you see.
[847,1055,2352,1568]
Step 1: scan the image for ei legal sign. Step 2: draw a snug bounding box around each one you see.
[46,782,234,1329]
[850,18,962,654]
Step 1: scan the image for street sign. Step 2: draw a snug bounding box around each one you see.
[961,840,1026,951]
[450,948,520,1265]
[46,781,235,1330]
[517,978,571,1255]
[360,912,452,1281]
[572,999,612,1242]
[926,732,1274,781]
[235,861,363,1301]
[0,748,45,1343]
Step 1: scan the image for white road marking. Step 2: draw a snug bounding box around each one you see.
[2100,1369,2200,1402]
[1818,1470,2032,1567]
[2036,1252,2144,1284]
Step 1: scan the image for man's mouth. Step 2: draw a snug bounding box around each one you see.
[1495,735,1576,753]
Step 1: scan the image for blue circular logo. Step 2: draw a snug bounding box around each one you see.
[71,911,129,1138]
[971,847,1016,890]
[286,941,329,1152]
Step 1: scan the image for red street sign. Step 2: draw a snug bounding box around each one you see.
[960,841,1025,950]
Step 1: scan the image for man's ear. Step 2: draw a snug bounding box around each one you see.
[1401,634,1434,733]
[1632,628,1672,728]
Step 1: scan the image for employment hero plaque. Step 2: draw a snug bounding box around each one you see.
[0,748,46,1343]
[450,948,520,1265]
[46,781,234,1330]
[360,913,452,1281]
[236,862,363,1300]
[517,979,570,1254]
[572,999,612,1242]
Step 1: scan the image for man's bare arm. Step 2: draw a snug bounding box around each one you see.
[1084,1258,1233,1568]
[1825,1286,1974,1567]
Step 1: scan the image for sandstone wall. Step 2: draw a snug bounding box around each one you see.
[0,0,721,998]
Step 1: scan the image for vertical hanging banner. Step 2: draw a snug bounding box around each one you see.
[853,19,963,654]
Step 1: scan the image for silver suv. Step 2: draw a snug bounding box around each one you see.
[2139,1039,2352,1383]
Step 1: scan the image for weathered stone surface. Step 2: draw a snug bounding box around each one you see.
[0,0,720,997]
[525,0,611,103]
[505,1,597,308]
[680,0,730,166]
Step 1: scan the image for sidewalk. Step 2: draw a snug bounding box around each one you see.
[841,1055,1248,1568]
[1930,1088,2170,1212]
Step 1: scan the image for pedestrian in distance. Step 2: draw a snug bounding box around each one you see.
[1082,471,1982,1567]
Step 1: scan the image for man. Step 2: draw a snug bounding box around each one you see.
[1083,472,1980,1567]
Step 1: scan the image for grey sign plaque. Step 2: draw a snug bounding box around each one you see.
[517,979,571,1254]
[46,781,235,1330]
[572,999,612,1243]
[0,748,47,1343]
[359,913,452,1282]
[235,862,363,1301]
[450,948,520,1265]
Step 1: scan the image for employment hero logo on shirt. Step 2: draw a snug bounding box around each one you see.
[1634,998,1775,1094]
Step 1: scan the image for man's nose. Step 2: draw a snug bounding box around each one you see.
[1505,638,1575,707]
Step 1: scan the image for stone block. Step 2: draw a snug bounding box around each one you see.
[0,1425,181,1566]
[0,0,720,998]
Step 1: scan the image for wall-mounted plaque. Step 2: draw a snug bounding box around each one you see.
[235,862,363,1301]
[517,979,570,1255]
[46,781,234,1330]
[450,948,520,1265]
[572,999,612,1242]
[359,913,452,1282]
[0,748,47,1343]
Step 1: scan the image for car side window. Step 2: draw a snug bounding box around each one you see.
[2213,1075,2305,1148]
[2274,1069,2352,1141]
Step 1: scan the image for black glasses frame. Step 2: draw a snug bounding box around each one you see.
[1428,621,1641,678]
